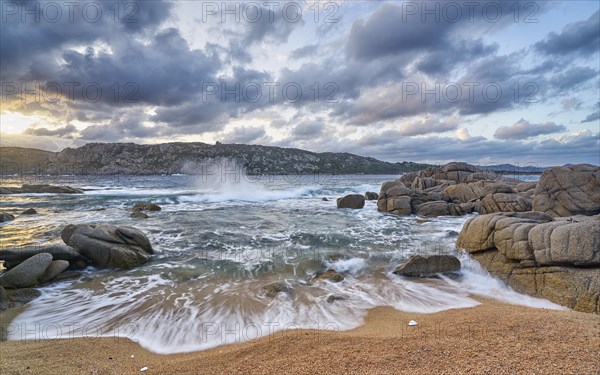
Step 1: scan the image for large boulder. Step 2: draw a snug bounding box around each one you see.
[21,184,83,194]
[61,224,154,269]
[414,201,449,217]
[530,220,600,267]
[457,212,552,253]
[0,244,88,269]
[532,164,600,217]
[38,260,70,284]
[493,217,548,261]
[476,193,531,214]
[336,194,365,209]
[386,196,412,215]
[0,253,53,288]
[394,255,461,277]
[472,250,600,314]
[441,184,481,203]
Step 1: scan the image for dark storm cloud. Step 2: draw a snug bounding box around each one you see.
[535,10,600,56]
[23,124,78,138]
[494,119,566,140]
[0,0,173,80]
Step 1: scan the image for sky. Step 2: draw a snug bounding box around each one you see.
[0,0,599,166]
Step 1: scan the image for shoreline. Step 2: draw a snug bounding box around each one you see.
[1,298,598,374]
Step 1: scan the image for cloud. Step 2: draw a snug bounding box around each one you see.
[23,124,78,138]
[398,117,459,136]
[535,10,600,56]
[291,120,324,139]
[494,119,566,140]
[290,44,319,59]
[581,111,600,124]
[221,126,267,144]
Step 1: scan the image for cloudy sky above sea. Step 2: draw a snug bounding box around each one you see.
[1,0,599,166]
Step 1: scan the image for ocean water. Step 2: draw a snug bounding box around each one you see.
[0,172,564,353]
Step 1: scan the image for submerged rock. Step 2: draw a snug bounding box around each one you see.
[133,203,162,212]
[1,288,42,311]
[315,269,344,283]
[393,255,461,277]
[262,282,289,297]
[0,253,53,288]
[130,211,149,219]
[337,194,365,209]
[326,295,346,303]
[61,224,154,269]
[21,184,83,194]
[20,208,37,215]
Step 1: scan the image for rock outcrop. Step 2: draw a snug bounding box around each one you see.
[337,194,365,209]
[61,224,154,269]
[364,192,379,200]
[532,164,600,217]
[394,255,461,277]
[457,212,600,314]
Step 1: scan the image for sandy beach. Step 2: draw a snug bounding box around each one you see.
[1,298,598,375]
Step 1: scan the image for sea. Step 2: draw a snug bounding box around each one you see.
[0,172,565,354]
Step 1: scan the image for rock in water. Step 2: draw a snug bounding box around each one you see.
[532,164,600,217]
[0,212,14,222]
[315,269,344,282]
[336,194,365,209]
[61,224,154,269]
[0,244,88,269]
[21,184,83,194]
[133,203,161,212]
[20,208,37,215]
[364,191,379,200]
[262,282,289,297]
[0,253,53,288]
[394,255,461,277]
[130,212,149,219]
[38,260,70,283]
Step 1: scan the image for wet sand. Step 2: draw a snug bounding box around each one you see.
[1,299,598,374]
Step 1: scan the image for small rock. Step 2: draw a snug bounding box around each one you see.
[364,192,379,200]
[315,269,344,283]
[0,213,15,222]
[130,212,149,219]
[20,208,37,215]
[262,282,289,297]
[321,197,329,201]
[326,295,346,303]
[133,203,161,212]
[140,366,148,372]
[408,320,418,326]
